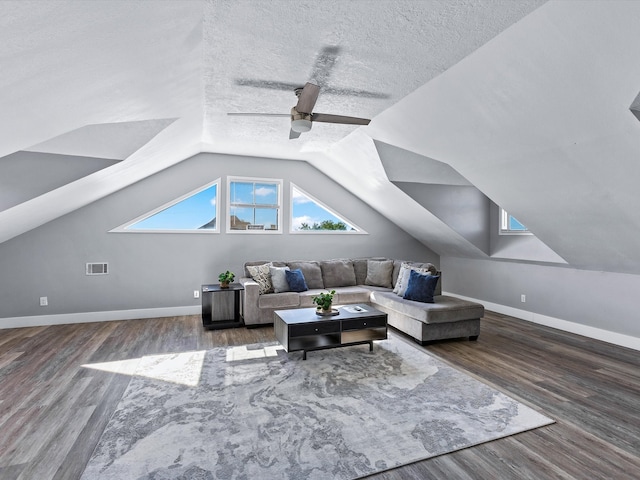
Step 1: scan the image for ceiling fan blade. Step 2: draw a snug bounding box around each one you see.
[227,113,289,117]
[322,86,391,99]
[295,82,320,114]
[234,79,301,91]
[289,129,301,140]
[311,113,370,126]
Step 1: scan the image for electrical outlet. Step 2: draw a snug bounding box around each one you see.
[40,296,48,306]
[194,290,200,299]
[521,294,526,303]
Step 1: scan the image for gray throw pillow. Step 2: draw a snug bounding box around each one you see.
[320,259,356,288]
[269,265,290,293]
[365,259,394,288]
[287,261,324,289]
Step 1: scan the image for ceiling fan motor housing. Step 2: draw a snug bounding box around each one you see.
[290,107,312,133]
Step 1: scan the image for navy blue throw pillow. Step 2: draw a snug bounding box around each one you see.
[285,268,308,292]
[403,270,439,303]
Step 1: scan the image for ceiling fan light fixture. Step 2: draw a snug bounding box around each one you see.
[290,107,312,133]
[291,118,312,133]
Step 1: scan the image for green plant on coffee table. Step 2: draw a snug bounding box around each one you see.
[313,289,336,311]
[218,270,235,287]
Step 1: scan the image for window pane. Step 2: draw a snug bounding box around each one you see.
[291,186,356,231]
[508,216,528,231]
[255,208,278,229]
[128,184,217,230]
[230,182,254,205]
[254,183,278,205]
[230,206,253,229]
[228,177,281,232]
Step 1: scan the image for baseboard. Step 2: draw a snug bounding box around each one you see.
[442,291,640,352]
[0,306,201,329]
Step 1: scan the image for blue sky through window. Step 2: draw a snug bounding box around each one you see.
[127,184,218,230]
[508,215,527,231]
[291,185,357,231]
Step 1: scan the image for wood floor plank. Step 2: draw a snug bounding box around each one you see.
[0,311,638,479]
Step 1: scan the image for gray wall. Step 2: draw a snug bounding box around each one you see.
[0,151,119,211]
[394,182,490,254]
[0,152,438,321]
[442,256,640,339]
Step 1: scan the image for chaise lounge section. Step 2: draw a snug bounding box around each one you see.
[239,258,484,345]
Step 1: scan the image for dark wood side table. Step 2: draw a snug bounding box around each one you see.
[201,283,244,330]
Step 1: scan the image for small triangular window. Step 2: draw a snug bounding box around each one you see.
[112,180,219,232]
[291,184,363,233]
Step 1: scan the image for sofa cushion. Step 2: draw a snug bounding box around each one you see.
[370,291,484,325]
[352,259,369,285]
[365,259,394,288]
[285,269,308,292]
[333,286,373,305]
[246,262,274,294]
[269,265,290,293]
[403,270,440,303]
[353,257,388,285]
[298,289,329,307]
[258,292,300,309]
[320,259,356,288]
[287,261,324,289]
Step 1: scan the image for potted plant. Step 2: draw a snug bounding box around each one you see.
[218,270,235,288]
[313,289,336,313]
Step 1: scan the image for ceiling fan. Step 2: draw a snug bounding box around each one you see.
[228,81,371,139]
[230,46,386,139]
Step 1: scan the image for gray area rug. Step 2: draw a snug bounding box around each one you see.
[81,334,554,479]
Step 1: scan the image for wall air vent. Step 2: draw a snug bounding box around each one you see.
[86,262,109,275]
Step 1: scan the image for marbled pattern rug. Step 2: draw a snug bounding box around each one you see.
[81,334,553,479]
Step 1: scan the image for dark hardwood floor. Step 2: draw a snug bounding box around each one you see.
[0,311,638,479]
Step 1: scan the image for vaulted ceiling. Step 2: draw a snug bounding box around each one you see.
[2,0,640,274]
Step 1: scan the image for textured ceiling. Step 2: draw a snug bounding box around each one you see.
[8,1,639,276]
[200,0,546,158]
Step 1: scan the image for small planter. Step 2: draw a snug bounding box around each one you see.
[316,306,339,316]
[313,290,337,315]
[218,270,235,289]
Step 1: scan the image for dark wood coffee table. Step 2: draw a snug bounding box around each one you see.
[274,304,387,360]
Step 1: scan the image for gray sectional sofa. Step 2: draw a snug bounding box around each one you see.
[239,258,484,345]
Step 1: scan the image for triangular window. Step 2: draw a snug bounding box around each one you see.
[111,180,219,232]
[290,184,363,233]
[500,208,530,235]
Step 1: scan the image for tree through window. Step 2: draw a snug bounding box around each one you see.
[291,184,362,233]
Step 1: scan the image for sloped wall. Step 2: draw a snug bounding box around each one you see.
[0,152,437,324]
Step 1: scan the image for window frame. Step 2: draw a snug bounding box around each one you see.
[289,183,366,234]
[226,176,283,234]
[110,179,220,234]
[499,208,531,235]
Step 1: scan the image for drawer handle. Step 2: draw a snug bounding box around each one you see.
[364,322,367,326]
[315,328,319,332]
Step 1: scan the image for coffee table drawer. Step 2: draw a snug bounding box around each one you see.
[290,321,340,337]
[342,316,386,331]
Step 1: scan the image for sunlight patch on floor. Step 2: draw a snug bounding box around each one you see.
[225,344,283,362]
[82,350,206,387]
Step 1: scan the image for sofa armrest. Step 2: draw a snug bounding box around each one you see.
[239,277,260,325]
